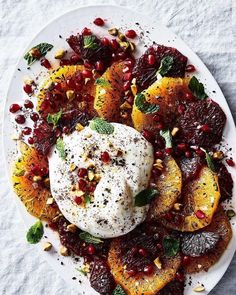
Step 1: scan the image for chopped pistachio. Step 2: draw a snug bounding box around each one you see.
[33,175,42,182]
[118,32,126,41]
[66,223,77,233]
[226,209,235,218]
[88,170,95,181]
[81,263,90,273]
[43,242,52,251]
[46,197,54,205]
[129,42,136,51]
[213,150,224,160]
[120,101,132,110]
[76,123,84,132]
[193,285,205,292]
[154,257,162,269]
[108,27,118,36]
[119,41,130,50]
[54,49,65,59]
[60,246,69,256]
[66,90,75,100]
[171,127,179,136]
[69,163,76,171]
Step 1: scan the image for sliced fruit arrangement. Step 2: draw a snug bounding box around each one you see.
[162,166,220,232]
[94,61,133,123]
[12,142,59,221]
[108,223,181,295]
[37,65,97,118]
[132,45,188,91]
[148,156,182,219]
[131,77,190,132]
[182,207,232,273]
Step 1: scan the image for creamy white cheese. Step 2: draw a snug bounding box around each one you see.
[48,123,154,238]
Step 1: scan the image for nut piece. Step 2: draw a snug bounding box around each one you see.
[213,151,224,160]
[108,27,118,36]
[129,42,136,51]
[76,123,84,132]
[54,49,65,59]
[153,159,163,170]
[173,203,182,211]
[88,170,95,181]
[67,223,77,233]
[154,257,162,269]
[46,197,54,205]
[193,285,205,292]
[131,84,137,96]
[118,32,126,41]
[119,41,130,50]
[69,163,77,171]
[66,90,75,100]
[171,127,179,136]
[43,242,52,251]
[60,246,69,256]
[120,101,132,110]
[33,175,42,182]
[120,110,128,119]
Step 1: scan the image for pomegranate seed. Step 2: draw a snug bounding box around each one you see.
[147,54,155,65]
[84,255,93,263]
[156,243,162,250]
[87,244,96,254]
[101,37,110,46]
[70,54,81,64]
[82,69,93,78]
[40,167,49,176]
[123,81,131,91]
[155,151,164,159]
[93,17,104,26]
[78,168,88,178]
[226,159,235,167]
[110,39,119,50]
[182,256,190,265]
[185,150,192,158]
[124,58,135,67]
[74,196,82,205]
[24,99,34,109]
[195,149,205,157]
[23,84,33,94]
[164,212,173,221]
[28,137,34,144]
[175,271,185,282]
[153,114,162,122]
[130,246,139,255]
[152,168,162,177]
[88,185,95,193]
[60,59,70,66]
[30,112,39,122]
[78,179,87,191]
[200,124,211,133]
[40,58,51,69]
[66,78,76,89]
[95,60,104,71]
[41,100,50,111]
[15,114,25,124]
[101,151,110,163]
[22,127,32,135]
[54,82,62,91]
[142,129,154,142]
[186,64,196,72]
[177,104,186,114]
[127,269,136,277]
[185,92,195,100]
[165,147,172,155]
[143,264,154,275]
[81,27,92,36]
[54,128,61,138]
[9,103,21,113]
[125,29,137,39]
[196,210,205,219]
[138,248,147,257]
[117,51,127,60]
[84,60,93,69]
[62,126,70,134]
[156,122,164,130]
[177,143,187,151]
[123,72,132,81]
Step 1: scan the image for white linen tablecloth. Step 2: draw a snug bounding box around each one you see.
[0,0,235,294]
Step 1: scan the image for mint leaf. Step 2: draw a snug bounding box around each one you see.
[79,232,104,244]
[83,35,98,50]
[24,43,53,65]
[47,110,62,128]
[134,188,158,207]
[89,118,114,134]
[189,76,208,100]
[56,138,66,159]
[160,129,172,148]
[26,220,44,244]
[135,93,159,114]
[163,236,180,257]
[205,150,216,172]
[157,56,174,76]
[95,78,110,87]
[113,285,126,295]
